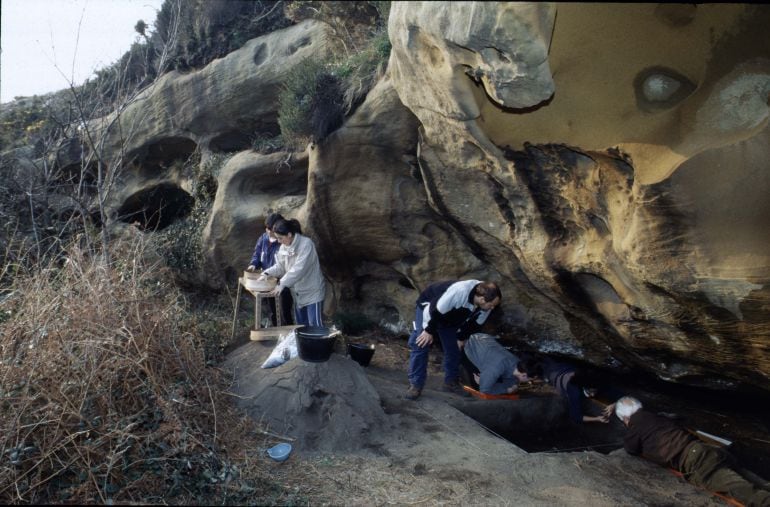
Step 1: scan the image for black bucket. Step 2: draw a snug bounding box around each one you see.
[347,342,375,367]
[296,326,337,363]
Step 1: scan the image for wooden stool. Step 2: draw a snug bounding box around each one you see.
[232,278,300,342]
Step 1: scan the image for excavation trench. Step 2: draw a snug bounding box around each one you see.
[447,392,626,454]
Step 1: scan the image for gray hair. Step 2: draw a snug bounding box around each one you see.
[615,396,643,421]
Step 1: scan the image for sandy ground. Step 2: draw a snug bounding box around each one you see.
[221,334,742,506]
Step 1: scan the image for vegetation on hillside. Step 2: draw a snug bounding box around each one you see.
[277,1,392,149]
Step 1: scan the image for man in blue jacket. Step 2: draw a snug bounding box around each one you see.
[405,280,501,400]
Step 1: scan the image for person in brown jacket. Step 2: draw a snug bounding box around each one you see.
[615,396,770,506]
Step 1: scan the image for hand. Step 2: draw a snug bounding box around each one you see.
[246,265,256,272]
[457,340,466,350]
[268,286,281,296]
[603,403,616,419]
[473,373,480,384]
[415,331,433,348]
[507,385,519,394]
[257,274,267,281]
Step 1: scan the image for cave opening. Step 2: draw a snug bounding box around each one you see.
[116,183,194,231]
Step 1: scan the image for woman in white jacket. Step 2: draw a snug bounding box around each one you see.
[261,218,325,326]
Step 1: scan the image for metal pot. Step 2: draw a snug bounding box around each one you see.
[296,326,341,362]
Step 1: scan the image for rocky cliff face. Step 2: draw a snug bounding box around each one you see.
[75,4,769,392]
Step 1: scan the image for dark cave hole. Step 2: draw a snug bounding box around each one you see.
[116,183,194,231]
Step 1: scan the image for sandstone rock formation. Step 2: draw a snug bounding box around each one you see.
[54,4,769,393]
[382,2,770,390]
[87,19,336,236]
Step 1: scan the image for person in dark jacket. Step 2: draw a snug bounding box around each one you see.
[540,358,620,424]
[246,213,293,325]
[616,396,770,506]
[404,280,501,400]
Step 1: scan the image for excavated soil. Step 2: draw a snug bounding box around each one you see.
[222,330,770,505]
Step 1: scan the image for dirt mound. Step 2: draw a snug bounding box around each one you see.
[224,342,389,452]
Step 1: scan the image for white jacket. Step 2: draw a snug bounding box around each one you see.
[263,233,325,307]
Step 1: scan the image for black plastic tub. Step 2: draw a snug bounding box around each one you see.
[347,342,375,367]
[296,326,337,362]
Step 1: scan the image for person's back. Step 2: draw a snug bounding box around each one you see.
[463,333,520,394]
[624,409,697,468]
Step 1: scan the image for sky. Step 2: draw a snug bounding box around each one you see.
[1,0,165,104]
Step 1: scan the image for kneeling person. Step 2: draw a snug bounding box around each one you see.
[463,333,529,395]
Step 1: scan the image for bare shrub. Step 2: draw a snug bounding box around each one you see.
[0,236,276,504]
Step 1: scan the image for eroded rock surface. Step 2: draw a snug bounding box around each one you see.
[384,2,770,390]
[68,3,770,392]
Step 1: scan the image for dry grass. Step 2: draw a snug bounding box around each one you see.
[0,236,299,504]
[0,235,539,505]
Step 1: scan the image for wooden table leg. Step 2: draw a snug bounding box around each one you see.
[275,293,283,327]
[255,292,262,330]
[231,279,243,340]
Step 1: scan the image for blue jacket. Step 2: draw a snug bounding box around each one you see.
[249,232,280,270]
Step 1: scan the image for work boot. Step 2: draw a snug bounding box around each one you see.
[442,379,470,397]
[404,385,422,400]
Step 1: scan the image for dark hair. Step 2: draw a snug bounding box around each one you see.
[265,213,284,229]
[272,218,302,236]
[474,281,501,302]
[517,357,543,378]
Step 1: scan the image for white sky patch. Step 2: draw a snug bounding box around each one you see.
[1,0,164,103]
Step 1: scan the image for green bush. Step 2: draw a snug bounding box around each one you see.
[277,2,391,147]
[278,59,344,149]
[156,152,227,275]
[335,28,391,113]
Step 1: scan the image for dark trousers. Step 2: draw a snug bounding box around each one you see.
[680,441,770,506]
[459,350,479,389]
[407,307,462,388]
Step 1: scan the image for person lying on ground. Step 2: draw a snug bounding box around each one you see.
[616,396,770,506]
[404,280,501,401]
[461,333,531,395]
